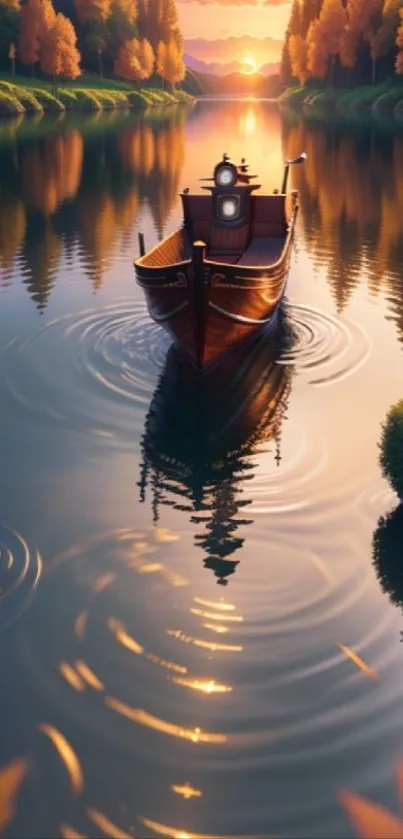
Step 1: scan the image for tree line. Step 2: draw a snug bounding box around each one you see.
[281,0,403,87]
[0,0,186,88]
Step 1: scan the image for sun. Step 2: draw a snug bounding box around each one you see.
[242,56,257,75]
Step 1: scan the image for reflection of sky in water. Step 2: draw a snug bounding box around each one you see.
[1,102,403,838]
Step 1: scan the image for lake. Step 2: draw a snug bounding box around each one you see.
[1,97,403,838]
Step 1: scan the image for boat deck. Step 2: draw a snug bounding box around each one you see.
[136,227,287,270]
[211,237,285,267]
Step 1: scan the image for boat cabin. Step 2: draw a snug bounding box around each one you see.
[180,154,288,267]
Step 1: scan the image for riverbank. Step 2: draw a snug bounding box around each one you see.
[278,81,403,122]
[0,74,192,116]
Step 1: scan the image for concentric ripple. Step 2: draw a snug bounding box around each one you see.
[0,524,41,629]
[1,300,170,447]
[280,302,372,386]
[4,519,403,837]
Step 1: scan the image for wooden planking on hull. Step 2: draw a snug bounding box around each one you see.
[134,151,306,369]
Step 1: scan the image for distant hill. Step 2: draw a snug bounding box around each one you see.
[183,68,282,98]
[185,54,280,78]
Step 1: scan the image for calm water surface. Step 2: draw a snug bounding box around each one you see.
[1,100,403,838]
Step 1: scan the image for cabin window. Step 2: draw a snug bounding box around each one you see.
[217,195,240,221]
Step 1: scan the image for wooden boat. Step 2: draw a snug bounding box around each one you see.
[138,316,294,584]
[134,151,306,370]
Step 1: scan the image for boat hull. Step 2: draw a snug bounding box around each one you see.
[136,224,296,370]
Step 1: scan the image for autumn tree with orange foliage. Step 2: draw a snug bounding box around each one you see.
[158,39,185,89]
[288,33,308,83]
[114,38,142,81]
[156,40,166,85]
[395,7,403,72]
[340,0,377,68]
[137,37,154,78]
[282,0,403,86]
[371,0,402,81]
[19,0,55,74]
[306,0,346,81]
[74,0,111,23]
[40,13,81,89]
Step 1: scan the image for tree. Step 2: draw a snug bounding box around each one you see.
[281,0,302,83]
[306,0,346,81]
[0,0,20,69]
[160,0,182,50]
[300,0,324,36]
[288,32,308,82]
[159,38,185,89]
[395,6,403,71]
[156,39,166,85]
[9,40,15,74]
[379,399,403,499]
[306,19,328,78]
[74,0,111,23]
[85,21,107,77]
[19,0,56,73]
[137,37,154,79]
[371,0,403,70]
[114,37,142,80]
[40,13,81,88]
[112,0,136,26]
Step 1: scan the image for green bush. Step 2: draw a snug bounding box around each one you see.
[0,80,17,93]
[57,89,78,108]
[126,89,151,107]
[372,87,403,116]
[307,89,342,110]
[372,504,403,609]
[0,89,25,115]
[94,89,129,108]
[337,83,391,113]
[379,400,403,499]
[14,88,43,112]
[71,88,103,109]
[31,88,65,111]
[174,89,192,103]
[278,85,314,107]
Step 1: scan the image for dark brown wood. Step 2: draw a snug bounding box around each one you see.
[138,232,145,257]
[134,155,302,370]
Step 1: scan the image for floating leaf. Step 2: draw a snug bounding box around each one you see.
[0,758,28,832]
[337,643,380,681]
[339,790,403,838]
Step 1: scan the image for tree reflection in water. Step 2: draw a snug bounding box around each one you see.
[0,110,186,303]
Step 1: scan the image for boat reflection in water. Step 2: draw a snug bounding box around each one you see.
[138,306,294,584]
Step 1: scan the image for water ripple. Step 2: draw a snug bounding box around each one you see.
[8,523,403,836]
[0,523,41,629]
[1,300,170,447]
[281,302,372,386]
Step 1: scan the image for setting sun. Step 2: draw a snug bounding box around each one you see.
[242,56,257,75]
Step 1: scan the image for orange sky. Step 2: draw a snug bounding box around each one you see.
[177,1,291,44]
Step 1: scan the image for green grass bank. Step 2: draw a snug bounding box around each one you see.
[0,73,192,117]
[278,81,403,123]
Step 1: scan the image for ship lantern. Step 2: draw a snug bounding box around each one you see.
[218,195,240,220]
[214,160,237,188]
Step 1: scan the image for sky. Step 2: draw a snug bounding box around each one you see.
[177,0,291,43]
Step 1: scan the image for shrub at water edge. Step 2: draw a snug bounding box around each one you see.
[379,400,403,500]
